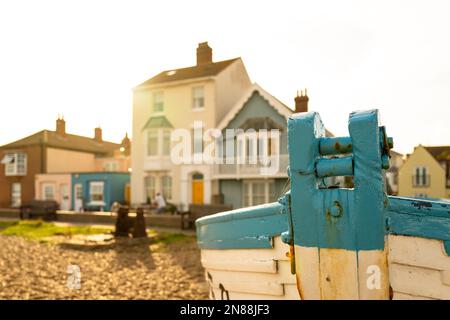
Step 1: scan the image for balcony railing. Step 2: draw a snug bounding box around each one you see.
[212,154,289,178]
[412,175,430,187]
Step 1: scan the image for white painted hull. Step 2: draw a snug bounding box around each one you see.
[200,236,300,300]
[389,235,450,300]
[201,234,450,300]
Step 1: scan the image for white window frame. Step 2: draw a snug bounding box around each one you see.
[146,129,172,158]
[161,175,172,201]
[145,176,156,202]
[243,180,275,207]
[42,183,56,201]
[11,183,21,207]
[4,152,27,176]
[153,91,164,113]
[89,181,105,205]
[192,86,205,110]
[104,161,118,172]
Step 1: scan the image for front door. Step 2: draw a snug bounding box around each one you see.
[60,184,70,210]
[192,173,204,205]
[74,183,83,212]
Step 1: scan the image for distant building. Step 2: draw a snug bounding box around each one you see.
[213,84,333,208]
[131,42,252,209]
[386,150,404,195]
[0,116,130,208]
[398,145,450,199]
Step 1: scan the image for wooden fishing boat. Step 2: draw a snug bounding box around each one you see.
[197,109,450,300]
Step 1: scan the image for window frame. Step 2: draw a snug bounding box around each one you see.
[89,181,105,205]
[4,152,27,176]
[242,180,275,207]
[161,175,172,201]
[192,86,205,110]
[11,182,21,207]
[153,91,164,113]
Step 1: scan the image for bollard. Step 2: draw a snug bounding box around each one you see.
[132,207,148,238]
[114,205,132,237]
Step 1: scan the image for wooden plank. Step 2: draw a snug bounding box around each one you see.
[389,235,450,271]
[202,258,277,274]
[294,245,320,300]
[357,247,390,300]
[283,284,301,300]
[393,291,436,300]
[206,269,285,296]
[319,248,359,300]
[211,288,289,300]
[389,263,450,300]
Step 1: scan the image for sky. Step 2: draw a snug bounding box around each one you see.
[0,0,449,154]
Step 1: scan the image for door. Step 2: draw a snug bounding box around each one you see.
[74,183,83,212]
[192,173,204,205]
[60,184,70,210]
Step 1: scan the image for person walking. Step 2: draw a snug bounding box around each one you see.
[154,192,167,214]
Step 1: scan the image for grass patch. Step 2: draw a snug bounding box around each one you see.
[0,220,111,240]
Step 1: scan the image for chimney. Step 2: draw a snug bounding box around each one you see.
[295,89,309,113]
[94,127,102,143]
[196,42,213,65]
[56,115,66,137]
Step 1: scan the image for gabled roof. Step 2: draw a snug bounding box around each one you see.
[135,58,240,88]
[217,83,293,130]
[424,146,450,161]
[0,130,120,156]
[217,83,334,137]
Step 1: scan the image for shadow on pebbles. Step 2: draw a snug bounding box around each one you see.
[0,234,209,300]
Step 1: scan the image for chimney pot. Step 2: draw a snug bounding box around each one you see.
[196,42,213,65]
[56,116,66,137]
[294,89,309,113]
[94,127,102,143]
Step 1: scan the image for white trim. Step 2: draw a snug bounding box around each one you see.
[217,83,293,131]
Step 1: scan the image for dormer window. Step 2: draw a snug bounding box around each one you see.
[192,86,204,109]
[153,92,164,112]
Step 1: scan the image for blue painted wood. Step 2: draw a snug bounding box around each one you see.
[196,202,288,249]
[319,137,353,155]
[196,109,450,253]
[387,196,450,252]
[287,110,386,250]
[315,156,353,177]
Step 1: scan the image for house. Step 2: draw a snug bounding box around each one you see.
[71,172,130,212]
[385,150,404,195]
[213,84,333,208]
[398,145,450,199]
[131,42,252,209]
[0,116,130,208]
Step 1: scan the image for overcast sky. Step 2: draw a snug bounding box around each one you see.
[0,0,449,154]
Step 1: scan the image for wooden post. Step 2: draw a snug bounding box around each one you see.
[287,110,390,299]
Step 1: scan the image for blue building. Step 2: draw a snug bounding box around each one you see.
[71,172,130,211]
[213,84,332,209]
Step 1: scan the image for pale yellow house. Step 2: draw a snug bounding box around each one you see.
[131,42,252,209]
[398,145,450,199]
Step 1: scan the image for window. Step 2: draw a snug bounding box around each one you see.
[104,161,119,172]
[153,92,164,112]
[162,130,171,156]
[89,181,104,204]
[413,166,429,187]
[145,176,156,203]
[11,183,21,207]
[161,175,172,200]
[147,130,158,156]
[43,184,55,200]
[192,87,204,109]
[3,153,27,176]
[243,181,275,207]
